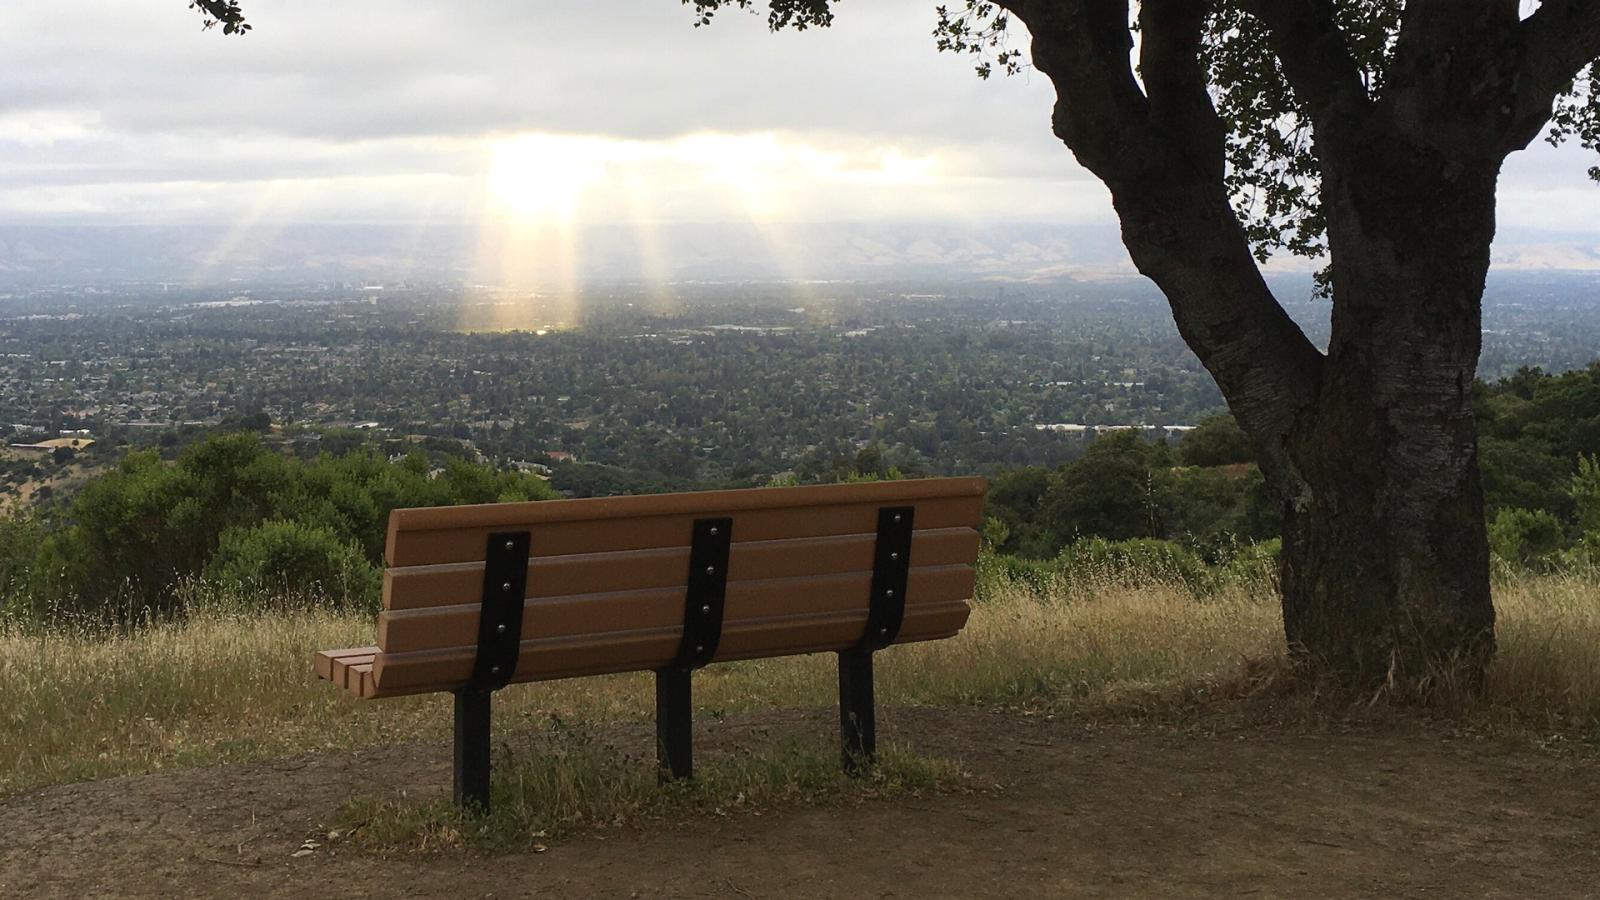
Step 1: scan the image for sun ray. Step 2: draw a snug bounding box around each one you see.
[189,179,310,286]
[618,172,677,314]
[469,135,601,332]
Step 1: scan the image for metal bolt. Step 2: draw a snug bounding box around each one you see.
[885,589,895,598]
[890,552,899,561]
[490,666,501,674]
[709,526,719,536]
[503,540,515,551]
[880,627,888,636]
[502,582,512,592]
[701,605,712,614]
[705,565,715,576]
[695,645,705,654]
[496,624,507,634]
[893,514,902,523]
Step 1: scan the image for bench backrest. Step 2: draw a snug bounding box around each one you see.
[347,477,986,698]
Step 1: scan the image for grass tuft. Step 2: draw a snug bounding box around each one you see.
[335,726,965,852]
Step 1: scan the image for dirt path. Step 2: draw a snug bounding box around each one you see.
[1,708,1596,898]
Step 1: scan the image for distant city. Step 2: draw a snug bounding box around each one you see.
[2,264,1596,509]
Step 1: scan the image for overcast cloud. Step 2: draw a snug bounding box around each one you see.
[0,0,1595,254]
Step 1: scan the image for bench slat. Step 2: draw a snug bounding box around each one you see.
[313,649,378,699]
[386,492,985,567]
[715,599,970,661]
[389,477,983,543]
[376,564,975,655]
[347,662,373,694]
[383,526,980,611]
[313,646,378,685]
[364,600,970,698]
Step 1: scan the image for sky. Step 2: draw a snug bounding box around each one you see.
[0,0,1596,255]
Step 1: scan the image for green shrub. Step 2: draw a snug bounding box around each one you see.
[1056,537,1210,594]
[977,537,1273,603]
[205,520,380,609]
[1558,535,1600,571]
[0,515,45,622]
[980,516,1011,551]
[1489,507,1566,572]
[1178,413,1253,467]
[1216,537,1281,590]
[974,552,1061,602]
[1573,454,1600,536]
[4,432,557,624]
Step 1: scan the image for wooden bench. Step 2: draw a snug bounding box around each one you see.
[315,477,987,811]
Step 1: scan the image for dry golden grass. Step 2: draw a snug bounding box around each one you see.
[1483,571,1600,733]
[3,566,1597,799]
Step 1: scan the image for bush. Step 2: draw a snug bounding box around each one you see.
[1056,537,1210,594]
[974,553,1062,602]
[1178,413,1253,467]
[1489,507,1566,573]
[0,515,45,622]
[1573,454,1600,536]
[6,432,558,625]
[205,520,380,609]
[1558,535,1600,571]
[976,537,1273,603]
[1216,537,1281,590]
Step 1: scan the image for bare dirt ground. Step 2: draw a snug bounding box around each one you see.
[1,707,1596,898]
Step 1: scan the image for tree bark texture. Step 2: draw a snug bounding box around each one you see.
[1281,113,1504,680]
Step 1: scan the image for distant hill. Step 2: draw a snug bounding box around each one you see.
[0,221,1593,289]
[0,222,1134,287]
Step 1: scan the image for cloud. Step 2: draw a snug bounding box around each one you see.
[0,1,1060,142]
[0,0,1094,224]
[0,0,1594,249]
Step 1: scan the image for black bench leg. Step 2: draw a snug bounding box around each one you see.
[838,647,876,773]
[656,667,694,781]
[454,688,493,813]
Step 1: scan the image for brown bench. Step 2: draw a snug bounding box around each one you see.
[315,477,987,811]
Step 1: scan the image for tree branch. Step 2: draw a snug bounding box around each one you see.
[1013,0,1324,464]
[1236,0,1371,131]
[1139,0,1225,182]
[1380,1,1593,157]
[189,0,250,35]
[1518,0,1600,129]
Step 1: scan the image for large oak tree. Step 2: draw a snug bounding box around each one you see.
[695,0,1600,689]
[199,1,1600,687]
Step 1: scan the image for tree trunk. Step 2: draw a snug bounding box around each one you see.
[1014,1,1514,689]
[1280,438,1491,682]
[1274,149,1501,687]
[1278,365,1496,685]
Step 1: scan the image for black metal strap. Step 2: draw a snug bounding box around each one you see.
[861,506,913,650]
[467,531,531,691]
[669,517,733,670]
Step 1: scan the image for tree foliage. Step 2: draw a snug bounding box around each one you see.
[188,0,249,34]
[973,365,1600,565]
[206,519,378,602]
[984,426,1277,559]
[1177,413,1252,468]
[4,432,556,623]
